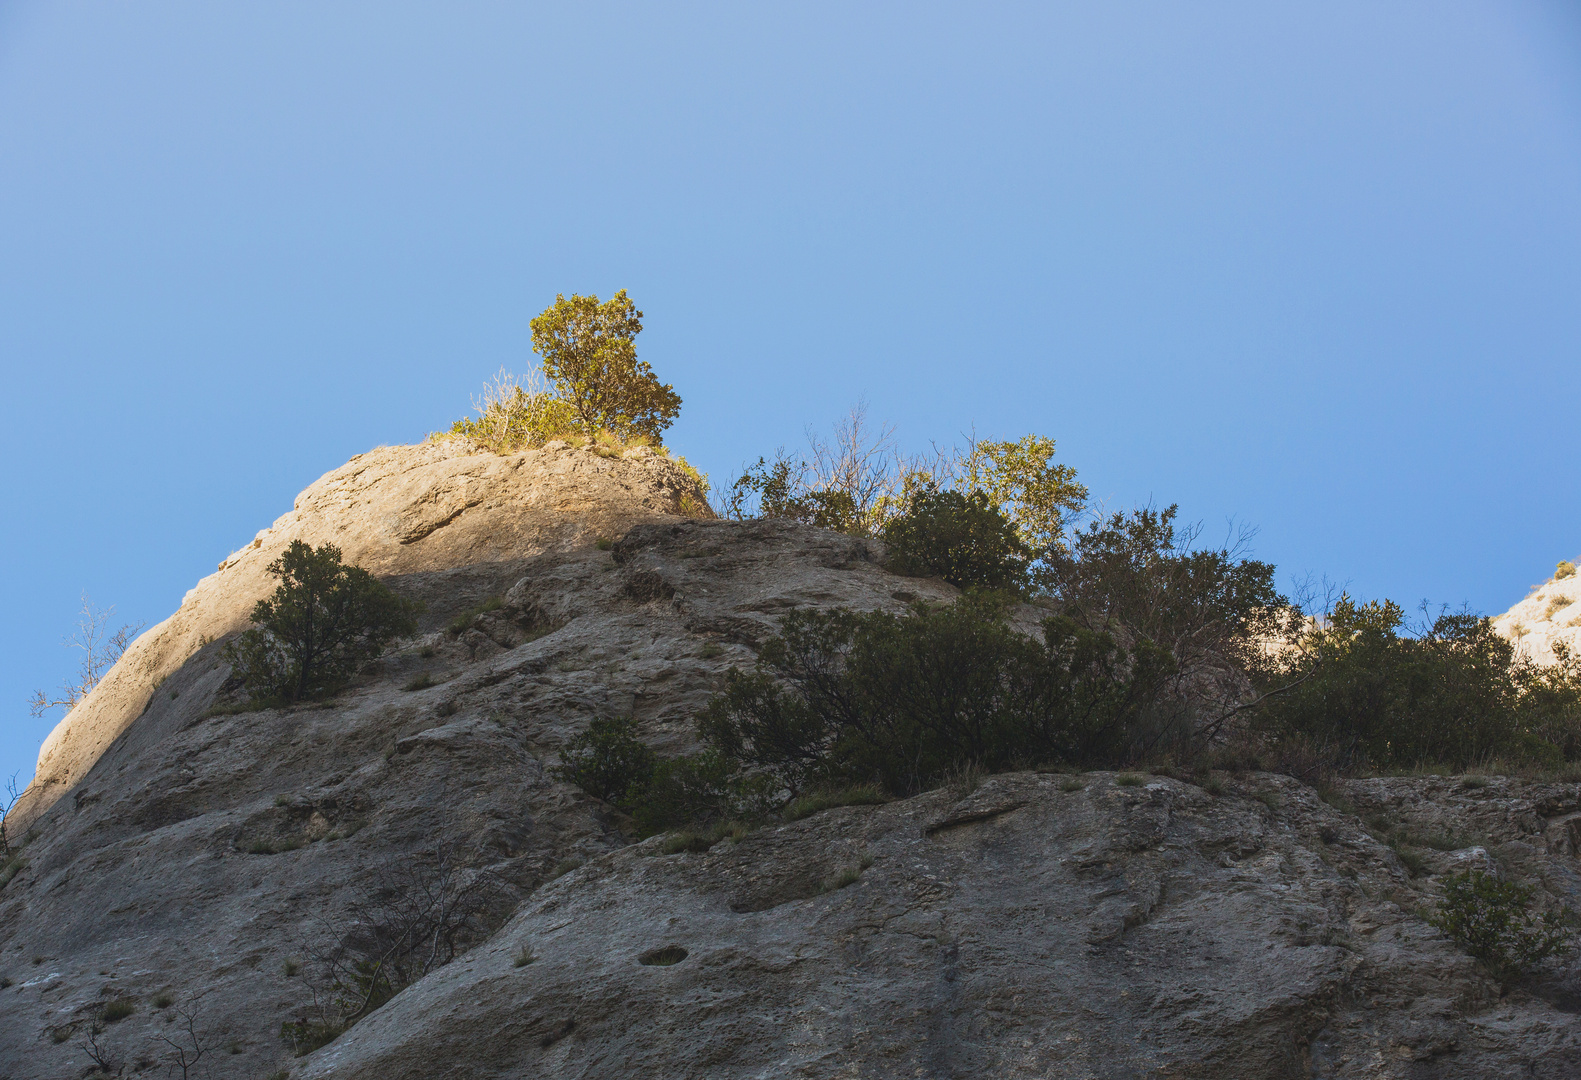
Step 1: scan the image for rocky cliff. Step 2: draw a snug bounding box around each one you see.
[1493,566,1581,667]
[3,444,1580,1080]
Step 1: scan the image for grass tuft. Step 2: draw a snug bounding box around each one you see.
[101,999,135,1023]
[783,785,888,822]
[818,855,875,894]
[448,596,504,635]
[1115,773,1145,787]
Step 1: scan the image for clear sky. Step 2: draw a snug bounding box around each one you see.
[3,2,1580,787]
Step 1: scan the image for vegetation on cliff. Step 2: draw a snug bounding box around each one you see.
[223,541,421,706]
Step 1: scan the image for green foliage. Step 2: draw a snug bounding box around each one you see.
[1429,869,1576,982]
[553,717,657,805]
[1557,560,1577,581]
[530,289,681,441]
[1510,641,1581,760]
[882,488,1030,591]
[627,750,778,836]
[223,541,421,705]
[722,427,1086,548]
[963,434,1088,554]
[699,592,1172,799]
[722,454,863,532]
[1115,773,1144,787]
[783,784,888,821]
[1256,598,1581,770]
[1037,505,1285,753]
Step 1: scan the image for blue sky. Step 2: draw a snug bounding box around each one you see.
[3,2,1580,786]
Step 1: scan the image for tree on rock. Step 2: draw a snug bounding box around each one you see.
[224,541,421,704]
[529,289,682,441]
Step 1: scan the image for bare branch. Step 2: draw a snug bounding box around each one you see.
[29,594,143,719]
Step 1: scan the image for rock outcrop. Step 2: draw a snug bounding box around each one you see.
[3,443,1580,1080]
[1493,566,1581,666]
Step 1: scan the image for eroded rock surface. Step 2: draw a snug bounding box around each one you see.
[1493,569,1581,666]
[294,771,1581,1080]
[3,444,1580,1079]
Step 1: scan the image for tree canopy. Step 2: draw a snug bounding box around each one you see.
[529,289,682,441]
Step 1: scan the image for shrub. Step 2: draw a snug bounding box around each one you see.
[1557,560,1577,581]
[697,592,1172,801]
[28,594,144,720]
[627,750,777,836]
[553,717,657,805]
[1037,505,1286,754]
[448,596,503,636]
[881,488,1029,591]
[1256,598,1581,770]
[284,850,500,1051]
[530,290,681,441]
[1429,869,1576,983]
[223,541,421,705]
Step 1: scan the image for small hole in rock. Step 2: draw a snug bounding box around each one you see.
[638,946,688,967]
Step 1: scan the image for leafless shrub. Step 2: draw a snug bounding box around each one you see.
[718,401,960,534]
[29,594,144,718]
[152,998,212,1080]
[283,850,504,1053]
[79,1019,123,1076]
[0,772,21,864]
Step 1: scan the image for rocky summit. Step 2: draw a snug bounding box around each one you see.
[3,442,1580,1079]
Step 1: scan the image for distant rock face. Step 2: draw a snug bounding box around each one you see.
[1493,566,1581,666]
[2,445,1580,1080]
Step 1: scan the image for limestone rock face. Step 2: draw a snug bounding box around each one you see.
[298,771,1581,1080]
[1493,566,1581,666]
[2,444,1580,1079]
[13,439,709,832]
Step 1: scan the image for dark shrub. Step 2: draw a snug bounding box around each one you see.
[552,717,657,805]
[698,592,1171,799]
[224,541,421,704]
[882,488,1029,591]
[1255,597,1581,770]
[1035,504,1285,753]
[1429,869,1576,984]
